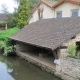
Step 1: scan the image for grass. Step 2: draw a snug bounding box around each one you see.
[0,27,19,40]
[0,27,19,56]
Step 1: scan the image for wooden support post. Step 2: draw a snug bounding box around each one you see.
[53,50,58,59]
[53,49,61,65]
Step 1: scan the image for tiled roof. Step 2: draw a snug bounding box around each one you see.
[30,1,41,14]
[30,0,58,14]
[9,17,80,50]
[52,0,80,8]
[31,0,80,14]
[0,14,8,22]
[66,0,80,5]
[41,0,58,7]
[76,0,80,2]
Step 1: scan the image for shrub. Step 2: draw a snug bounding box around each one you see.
[67,43,77,57]
[75,51,80,59]
[0,40,6,50]
[0,27,19,56]
[0,27,19,42]
[0,22,6,27]
[3,45,16,56]
[67,43,80,59]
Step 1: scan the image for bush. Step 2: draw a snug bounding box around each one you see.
[4,45,16,56]
[75,51,80,59]
[67,43,77,56]
[0,41,6,50]
[0,22,6,27]
[67,43,80,59]
[0,27,19,56]
[0,27,19,42]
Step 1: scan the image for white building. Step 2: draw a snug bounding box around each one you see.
[28,0,80,24]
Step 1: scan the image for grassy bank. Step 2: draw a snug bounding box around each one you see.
[0,27,19,56]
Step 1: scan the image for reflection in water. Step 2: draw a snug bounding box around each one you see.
[0,54,61,80]
[0,62,14,80]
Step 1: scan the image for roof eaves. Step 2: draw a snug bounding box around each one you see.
[52,0,80,8]
[51,31,79,51]
[52,0,64,8]
[30,0,58,14]
[53,30,80,51]
[30,1,41,14]
[27,14,33,23]
[40,0,53,8]
[66,0,80,5]
[8,37,52,50]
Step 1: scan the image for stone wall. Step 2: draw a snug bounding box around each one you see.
[55,57,80,80]
[15,42,40,52]
[59,33,80,60]
[55,33,80,80]
[62,33,80,46]
[15,33,80,80]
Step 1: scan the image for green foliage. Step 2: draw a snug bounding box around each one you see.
[1,4,8,13]
[17,0,29,27]
[1,3,18,28]
[6,11,18,28]
[0,27,19,56]
[0,40,16,56]
[67,43,77,56]
[28,0,39,10]
[75,51,80,59]
[0,27,19,42]
[6,13,17,28]
[4,45,16,56]
[67,43,80,59]
[0,22,6,27]
[0,41,5,50]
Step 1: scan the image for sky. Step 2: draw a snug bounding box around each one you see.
[0,0,18,13]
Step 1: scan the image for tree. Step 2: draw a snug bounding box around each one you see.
[1,4,8,13]
[1,3,18,28]
[17,0,29,27]
[13,0,19,4]
[6,8,18,28]
[13,0,39,10]
[13,0,19,6]
[28,0,39,10]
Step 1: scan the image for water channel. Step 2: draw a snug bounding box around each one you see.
[0,53,61,80]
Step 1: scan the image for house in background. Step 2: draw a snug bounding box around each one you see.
[0,14,8,30]
[28,0,80,24]
[28,0,59,24]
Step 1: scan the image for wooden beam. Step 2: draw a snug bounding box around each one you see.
[52,50,58,59]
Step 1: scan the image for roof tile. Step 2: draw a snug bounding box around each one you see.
[9,17,80,50]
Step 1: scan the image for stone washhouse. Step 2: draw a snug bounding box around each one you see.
[8,17,80,80]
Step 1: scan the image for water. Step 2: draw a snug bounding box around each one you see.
[0,54,61,80]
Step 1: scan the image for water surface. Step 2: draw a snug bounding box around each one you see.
[0,53,61,80]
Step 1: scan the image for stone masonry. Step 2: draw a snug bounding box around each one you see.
[15,33,80,80]
[55,57,80,80]
[56,33,80,80]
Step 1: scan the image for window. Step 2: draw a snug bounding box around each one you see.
[71,9,78,17]
[57,11,62,18]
